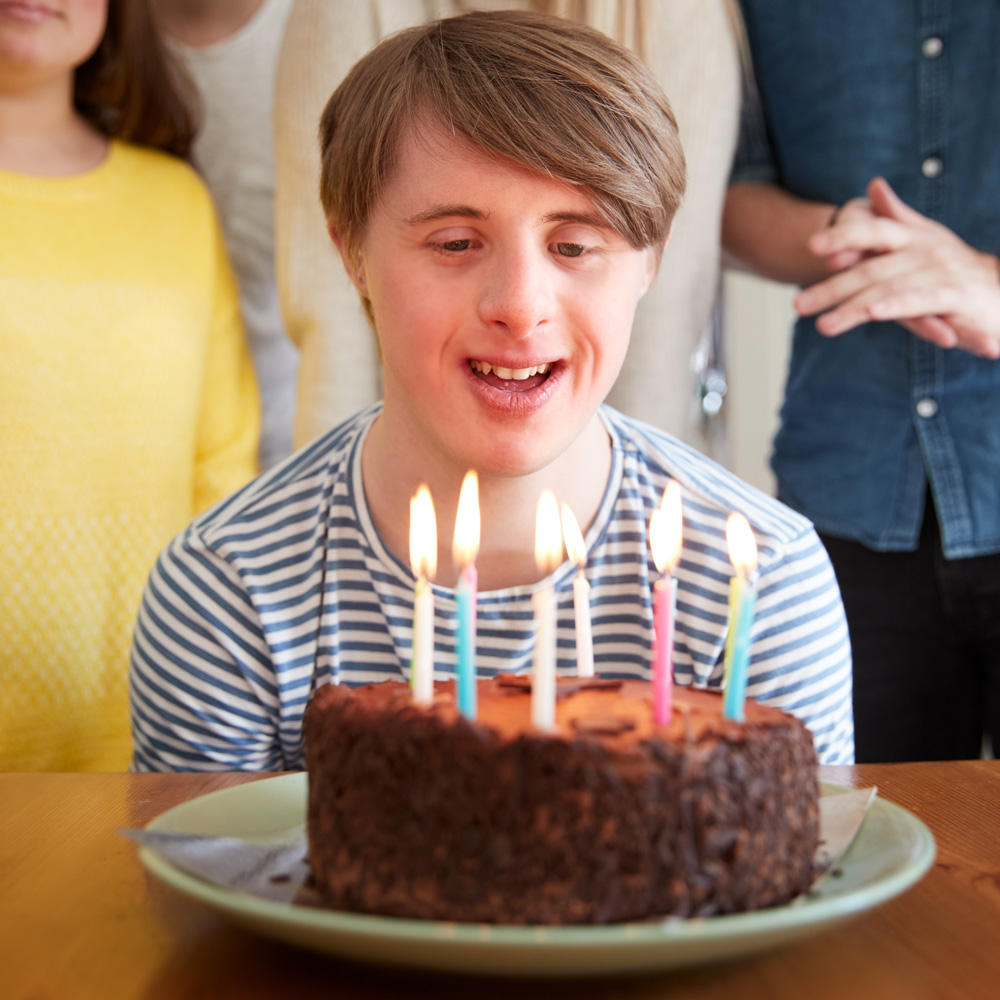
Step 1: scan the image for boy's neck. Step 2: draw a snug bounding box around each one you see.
[361,413,613,591]
[0,79,108,177]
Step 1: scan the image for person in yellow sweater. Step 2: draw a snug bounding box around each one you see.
[0,0,260,771]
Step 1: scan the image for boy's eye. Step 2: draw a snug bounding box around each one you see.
[555,242,586,258]
[441,239,472,252]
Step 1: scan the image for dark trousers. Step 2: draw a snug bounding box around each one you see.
[819,506,1000,763]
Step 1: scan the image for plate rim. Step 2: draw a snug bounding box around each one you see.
[139,773,937,950]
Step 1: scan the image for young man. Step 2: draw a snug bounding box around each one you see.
[129,10,854,770]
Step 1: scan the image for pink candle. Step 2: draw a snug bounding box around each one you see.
[648,481,683,726]
[652,576,677,724]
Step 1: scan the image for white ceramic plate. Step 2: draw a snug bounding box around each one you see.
[139,775,935,977]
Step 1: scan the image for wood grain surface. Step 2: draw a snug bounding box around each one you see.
[2,763,998,1000]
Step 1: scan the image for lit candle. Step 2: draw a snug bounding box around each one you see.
[560,504,594,678]
[409,485,437,704]
[722,512,758,722]
[453,470,480,719]
[532,490,563,731]
[648,481,683,725]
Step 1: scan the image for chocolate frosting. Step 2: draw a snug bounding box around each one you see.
[304,676,819,925]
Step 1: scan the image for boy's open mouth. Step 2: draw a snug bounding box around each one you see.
[469,359,554,391]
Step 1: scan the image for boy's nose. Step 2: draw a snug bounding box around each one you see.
[477,250,553,338]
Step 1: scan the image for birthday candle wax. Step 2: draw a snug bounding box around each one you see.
[531,490,563,731]
[453,471,480,719]
[649,481,683,726]
[560,504,594,678]
[409,485,437,704]
[722,512,758,722]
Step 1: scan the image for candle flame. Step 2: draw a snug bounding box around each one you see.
[560,504,587,569]
[452,470,480,567]
[409,485,437,580]
[726,512,757,575]
[649,481,683,574]
[535,490,563,575]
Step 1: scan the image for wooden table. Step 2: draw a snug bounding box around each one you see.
[2,763,999,1000]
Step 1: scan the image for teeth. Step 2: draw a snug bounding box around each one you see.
[470,360,551,380]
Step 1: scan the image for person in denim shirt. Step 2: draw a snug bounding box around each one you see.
[723,1,1000,762]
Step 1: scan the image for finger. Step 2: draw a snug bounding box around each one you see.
[808,266,940,334]
[955,330,1000,360]
[825,248,864,271]
[808,216,912,258]
[904,317,1000,360]
[829,197,874,227]
[796,251,921,316]
[869,290,1000,359]
[868,286,963,323]
[814,299,878,336]
[866,177,926,226]
[814,302,957,343]
[900,316,959,350]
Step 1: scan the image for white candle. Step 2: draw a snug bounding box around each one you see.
[409,485,437,704]
[561,503,594,677]
[532,490,563,731]
[531,584,557,730]
[413,577,435,704]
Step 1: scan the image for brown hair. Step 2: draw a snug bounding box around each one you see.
[74,0,197,160]
[320,9,685,282]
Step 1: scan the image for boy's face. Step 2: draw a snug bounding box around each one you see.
[341,119,658,481]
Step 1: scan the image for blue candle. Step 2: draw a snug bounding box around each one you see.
[453,471,480,720]
[455,564,478,718]
[722,576,757,721]
[722,513,758,722]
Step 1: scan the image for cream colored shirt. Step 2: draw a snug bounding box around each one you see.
[170,0,298,471]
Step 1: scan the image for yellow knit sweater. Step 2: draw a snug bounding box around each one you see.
[0,142,261,771]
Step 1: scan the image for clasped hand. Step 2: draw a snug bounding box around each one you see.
[793,177,1000,360]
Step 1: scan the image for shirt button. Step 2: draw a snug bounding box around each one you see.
[916,398,939,419]
[921,156,943,179]
[921,36,943,59]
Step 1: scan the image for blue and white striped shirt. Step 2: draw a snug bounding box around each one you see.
[129,405,854,769]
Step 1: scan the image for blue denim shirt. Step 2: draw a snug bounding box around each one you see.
[733,0,1000,558]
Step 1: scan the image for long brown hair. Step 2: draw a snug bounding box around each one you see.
[74,0,197,160]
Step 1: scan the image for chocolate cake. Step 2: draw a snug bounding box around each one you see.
[304,675,819,925]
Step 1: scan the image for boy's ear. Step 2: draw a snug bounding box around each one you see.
[639,223,673,298]
[328,220,368,294]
